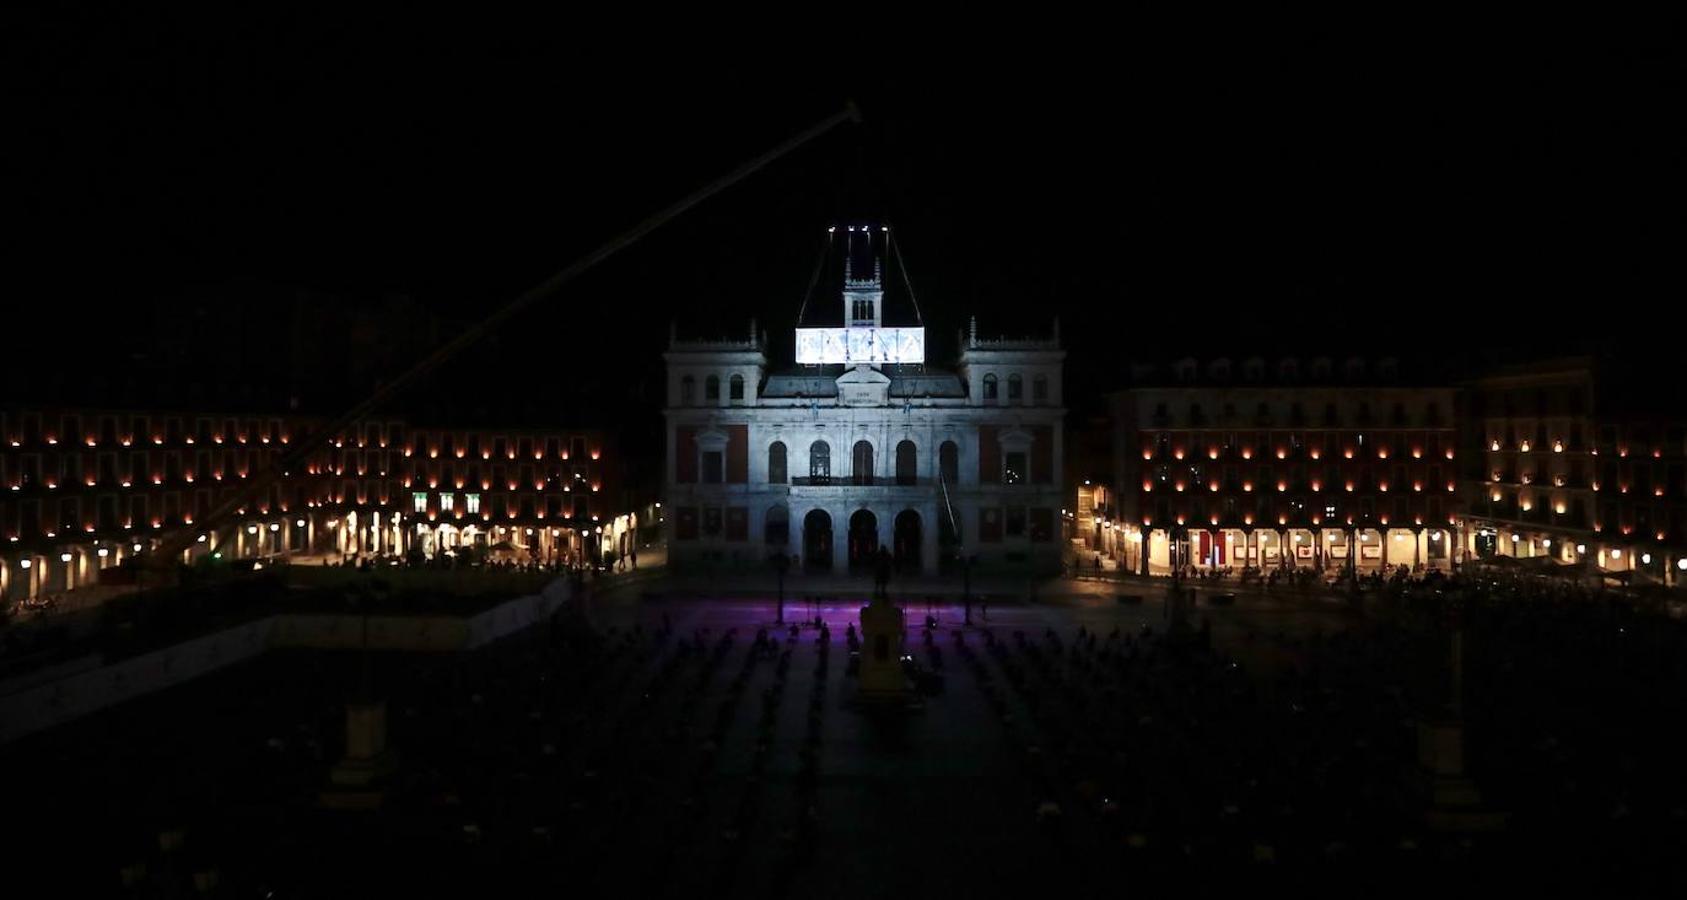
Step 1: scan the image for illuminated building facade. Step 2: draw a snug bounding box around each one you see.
[0,408,630,602]
[664,227,1065,575]
[1111,357,1460,576]
[1462,358,1686,584]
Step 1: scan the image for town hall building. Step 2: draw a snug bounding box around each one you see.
[663,226,1064,575]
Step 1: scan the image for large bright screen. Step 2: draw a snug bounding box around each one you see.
[795,327,925,365]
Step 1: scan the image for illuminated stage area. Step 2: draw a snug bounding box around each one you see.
[665,225,1066,576]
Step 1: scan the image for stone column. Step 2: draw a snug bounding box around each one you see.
[832,507,851,575]
[921,501,939,576]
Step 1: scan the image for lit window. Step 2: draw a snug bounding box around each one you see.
[412,491,428,513]
[441,493,454,512]
[466,493,481,514]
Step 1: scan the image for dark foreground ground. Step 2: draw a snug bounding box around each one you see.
[8,581,1687,896]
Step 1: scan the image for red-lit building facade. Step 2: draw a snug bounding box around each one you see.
[0,407,630,602]
[1110,357,1460,576]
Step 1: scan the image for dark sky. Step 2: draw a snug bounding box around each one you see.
[10,13,1684,427]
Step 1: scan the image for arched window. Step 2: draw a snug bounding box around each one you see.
[895,440,917,485]
[768,441,787,484]
[809,441,830,484]
[852,440,874,486]
[729,374,744,401]
[680,376,695,406]
[1007,373,1023,403]
[939,441,959,485]
[705,375,720,402]
[1032,375,1048,404]
[982,374,998,402]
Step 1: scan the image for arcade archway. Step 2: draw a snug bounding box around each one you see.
[803,510,833,572]
[893,509,922,573]
[849,509,879,571]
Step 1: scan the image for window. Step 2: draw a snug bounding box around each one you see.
[466,493,481,514]
[1030,508,1053,542]
[1006,507,1026,537]
[940,441,959,485]
[412,492,427,513]
[729,374,744,401]
[703,507,722,536]
[680,376,695,406]
[441,493,454,512]
[705,375,721,401]
[702,451,724,484]
[765,505,789,545]
[1007,374,1023,403]
[1032,375,1048,404]
[1004,451,1027,485]
[982,374,998,402]
[768,442,788,484]
[570,436,587,460]
[853,441,875,486]
[896,440,917,485]
[809,441,831,484]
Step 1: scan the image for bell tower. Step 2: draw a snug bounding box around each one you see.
[843,226,884,328]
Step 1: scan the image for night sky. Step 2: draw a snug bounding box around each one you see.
[11,13,1684,429]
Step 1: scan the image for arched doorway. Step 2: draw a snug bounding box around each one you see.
[939,441,959,485]
[852,441,875,486]
[803,510,833,572]
[894,509,922,573]
[895,440,917,485]
[849,509,878,571]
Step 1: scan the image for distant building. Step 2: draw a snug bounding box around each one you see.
[0,409,632,602]
[663,226,1066,575]
[1461,357,1686,583]
[1110,357,1459,576]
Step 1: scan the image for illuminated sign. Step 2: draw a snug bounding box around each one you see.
[795,327,925,365]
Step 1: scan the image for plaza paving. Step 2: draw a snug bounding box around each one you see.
[8,567,1684,894]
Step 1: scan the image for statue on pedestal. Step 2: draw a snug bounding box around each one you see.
[857,594,908,701]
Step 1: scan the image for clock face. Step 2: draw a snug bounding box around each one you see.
[795,327,925,364]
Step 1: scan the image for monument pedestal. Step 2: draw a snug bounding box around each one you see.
[320,701,394,810]
[1417,718,1506,831]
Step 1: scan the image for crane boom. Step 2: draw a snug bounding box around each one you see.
[142,104,861,575]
